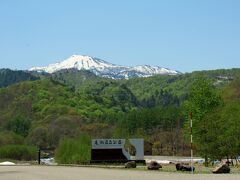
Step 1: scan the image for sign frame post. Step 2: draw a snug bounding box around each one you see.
[189,112,194,174]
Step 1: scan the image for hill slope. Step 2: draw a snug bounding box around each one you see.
[0,69,39,88]
[0,67,240,152]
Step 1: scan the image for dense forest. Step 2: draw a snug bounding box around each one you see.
[0,68,240,163]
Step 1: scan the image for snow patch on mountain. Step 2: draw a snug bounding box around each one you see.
[30,55,180,79]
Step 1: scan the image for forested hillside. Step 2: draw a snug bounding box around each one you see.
[0,68,240,157]
[0,69,39,88]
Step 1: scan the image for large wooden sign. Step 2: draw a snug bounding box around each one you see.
[91,138,144,163]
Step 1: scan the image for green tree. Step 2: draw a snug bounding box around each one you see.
[218,102,240,161]
[7,114,31,137]
[27,127,48,148]
[184,77,222,166]
[216,77,240,162]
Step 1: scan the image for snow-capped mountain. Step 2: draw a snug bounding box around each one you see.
[29,55,180,79]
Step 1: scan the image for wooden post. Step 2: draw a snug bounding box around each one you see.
[38,148,41,165]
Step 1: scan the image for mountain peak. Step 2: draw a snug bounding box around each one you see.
[30,55,180,79]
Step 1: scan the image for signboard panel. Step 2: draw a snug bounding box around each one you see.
[92,139,124,149]
[91,138,144,162]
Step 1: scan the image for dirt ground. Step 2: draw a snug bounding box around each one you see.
[0,166,240,180]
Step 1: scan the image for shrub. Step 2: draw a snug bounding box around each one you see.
[0,131,24,146]
[55,135,91,164]
[0,145,37,160]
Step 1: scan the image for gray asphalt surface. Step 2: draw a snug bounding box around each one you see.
[0,166,239,180]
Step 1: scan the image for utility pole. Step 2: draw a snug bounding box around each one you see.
[189,112,194,174]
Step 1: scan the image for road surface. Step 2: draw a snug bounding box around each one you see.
[0,166,239,180]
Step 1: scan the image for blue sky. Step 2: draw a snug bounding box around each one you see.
[0,0,239,72]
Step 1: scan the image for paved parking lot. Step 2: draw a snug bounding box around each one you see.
[0,166,239,180]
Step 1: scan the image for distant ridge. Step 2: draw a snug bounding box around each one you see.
[29,55,180,79]
[0,68,39,88]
